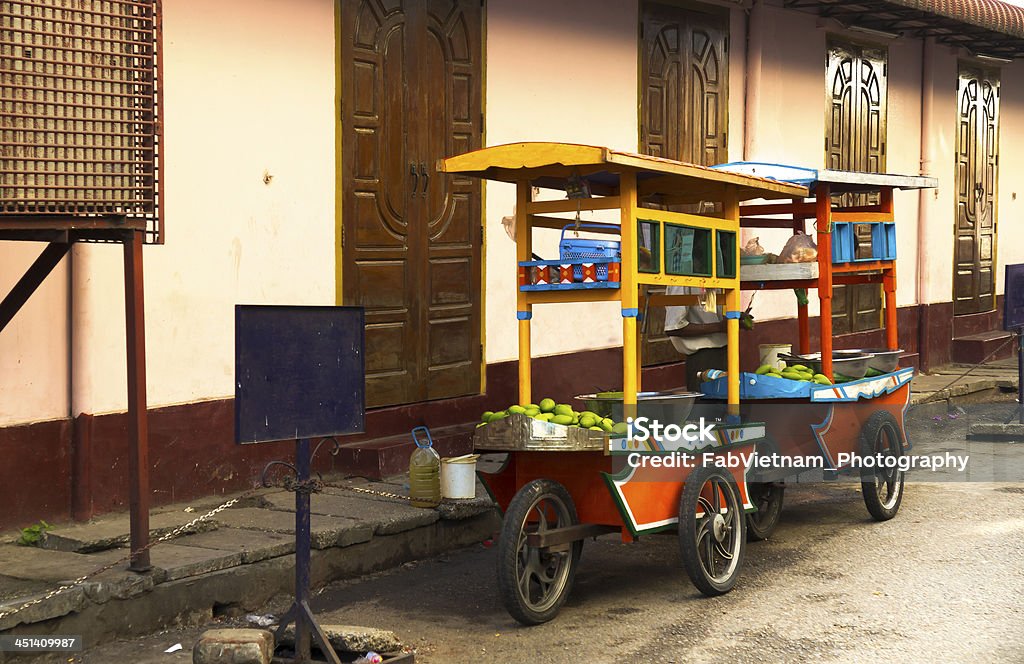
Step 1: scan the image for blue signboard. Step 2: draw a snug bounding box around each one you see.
[235,305,365,444]
[1005,264,1024,331]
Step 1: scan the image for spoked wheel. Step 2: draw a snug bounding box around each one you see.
[679,465,746,596]
[497,479,581,625]
[860,411,906,521]
[746,482,784,542]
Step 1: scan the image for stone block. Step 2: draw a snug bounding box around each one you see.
[192,628,273,664]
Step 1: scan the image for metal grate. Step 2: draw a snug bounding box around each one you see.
[0,0,162,242]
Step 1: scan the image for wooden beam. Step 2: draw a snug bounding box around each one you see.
[0,241,71,333]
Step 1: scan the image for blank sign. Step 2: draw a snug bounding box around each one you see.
[235,305,365,444]
[1005,265,1024,331]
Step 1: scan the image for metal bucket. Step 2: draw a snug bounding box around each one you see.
[441,454,479,500]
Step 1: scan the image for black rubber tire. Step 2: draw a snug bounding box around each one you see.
[859,410,906,521]
[745,483,784,542]
[679,464,746,596]
[497,479,582,625]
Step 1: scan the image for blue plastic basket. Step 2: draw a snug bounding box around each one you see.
[831,222,855,263]
[559,223,621,280]
[871,222,897,261]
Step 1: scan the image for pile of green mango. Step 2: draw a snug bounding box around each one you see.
[478,397,630,436]
[754,362,833,385]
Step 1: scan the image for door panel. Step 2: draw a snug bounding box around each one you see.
[640,2,729,366]
[342,0,482,407]
[419,0,483,401]
[343,1,419,406]
[826,39,887,335]
[955,66,999,315]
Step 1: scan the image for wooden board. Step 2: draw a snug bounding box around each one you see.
[740,262,819,281]
[439,143,808,202]
[473,414,606,452]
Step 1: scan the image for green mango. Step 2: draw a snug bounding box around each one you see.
[539,398,556,413]
[814,376,832,385]
[508,405,527,415]
[481,411,494,421]
[552,414,574,426]
[527,404,539,410]
[535,412,554,422]
[588,426,603,431]
[612,422,629,435]
[754,364,773,375]
[579,415,597,428]
[524,407,541,417]
[554,404,574,417]
[488,411,509,422]
[789,364,810,372]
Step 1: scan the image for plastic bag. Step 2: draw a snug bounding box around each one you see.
[778,232,818,263]
[742,237,765,256]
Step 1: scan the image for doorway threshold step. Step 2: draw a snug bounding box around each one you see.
[951,330,1014,365]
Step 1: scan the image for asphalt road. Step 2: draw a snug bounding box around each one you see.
[65,403,1024,663]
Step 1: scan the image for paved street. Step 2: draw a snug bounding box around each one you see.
[48,403,1024,662]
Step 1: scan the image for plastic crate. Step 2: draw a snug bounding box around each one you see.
[559,224,621,280]
[872,222,897,260]
[831,222,855,263]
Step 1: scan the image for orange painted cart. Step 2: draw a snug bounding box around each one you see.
[707,162,937,538]
[440,146,932,626]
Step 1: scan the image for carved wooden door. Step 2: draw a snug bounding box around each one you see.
[341,0,483,407]
[640,1,729,365]
[954,65,999,315]
[826,39,886,334]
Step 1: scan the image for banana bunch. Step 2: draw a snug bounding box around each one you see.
[754,362,832,385]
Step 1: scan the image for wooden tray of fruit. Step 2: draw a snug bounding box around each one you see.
[473,398,623,452]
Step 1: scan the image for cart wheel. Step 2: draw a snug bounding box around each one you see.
[497,479,581,625]
[679,465,746,596]
[859,411,906,521]
[746,483,784,542]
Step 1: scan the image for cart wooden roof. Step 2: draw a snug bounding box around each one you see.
[439,143,809,204]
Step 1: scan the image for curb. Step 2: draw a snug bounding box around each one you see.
[0,509,500,663]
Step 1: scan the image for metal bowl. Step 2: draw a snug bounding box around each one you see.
[780,351,874,380]
[575,389,702,423]
[847,348,903,373]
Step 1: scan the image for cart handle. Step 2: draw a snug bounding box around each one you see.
[411,426,434,448]
[559,222,621,242]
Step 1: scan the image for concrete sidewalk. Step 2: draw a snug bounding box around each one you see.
[0,474,499,659]
[909,357,1018,411]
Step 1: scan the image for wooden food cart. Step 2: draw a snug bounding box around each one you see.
[441,143,807,624]
[705,163,937,535]
[440,145,934,626]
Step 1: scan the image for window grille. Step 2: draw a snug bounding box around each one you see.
[0,0,162,242]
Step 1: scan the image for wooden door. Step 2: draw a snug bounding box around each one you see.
[341,0,483,408]
[640,1,729,365]
[825,39,887,335]
[954,65,999,315]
